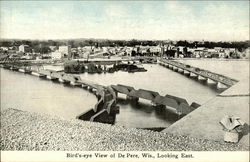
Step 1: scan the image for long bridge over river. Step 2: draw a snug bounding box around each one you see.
[158,58,238,89]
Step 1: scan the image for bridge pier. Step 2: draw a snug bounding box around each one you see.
[183,70,190,75]
[207,78,217,84]
[190,72,198,78]
[18,68,25,73]
[58,78,66,83]
[150,101,157,106]
[198,75,207,81]
[126,95,139,102]
[173,66,178,71]
[217,82,228,89]
[46,75,57,80]
[92,88,97,94]
[165,63,169,68]
[177,68,184,73]
[18,68,31,74]
[70,81,81,86]
[31,71,45,77]
[59,78,70,84]
[82,84,87,88]
[10,66,19,71]
[87,86,93,91]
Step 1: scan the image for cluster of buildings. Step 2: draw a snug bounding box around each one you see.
[0,44,249,60]
[51,46,71,59]
[168,46,242,58]
[49,46,162,59]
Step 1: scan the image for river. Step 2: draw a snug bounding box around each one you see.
[1,59,248,128]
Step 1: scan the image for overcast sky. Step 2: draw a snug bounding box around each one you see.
[0,1,249,41]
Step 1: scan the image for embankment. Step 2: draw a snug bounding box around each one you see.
[0,108,248,151]
[163,77,249,146]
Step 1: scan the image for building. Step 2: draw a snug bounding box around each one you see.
[93,47,102,53]
[0,47,8,51]
[19,45,30,53]
[59,46,71,58]
[51,51,63,59]
[149,46,161,53]
[214,47,223,53]
[124,47,133,56]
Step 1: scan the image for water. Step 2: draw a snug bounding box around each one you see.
[1,60,247,128]
[0,69,97,119]
[79,64,221,104]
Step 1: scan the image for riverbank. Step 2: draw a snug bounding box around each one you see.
[0,108,248,151]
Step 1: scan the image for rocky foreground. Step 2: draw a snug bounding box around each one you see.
[0,108,248,151]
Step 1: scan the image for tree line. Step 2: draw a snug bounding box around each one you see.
[0,39,249,54]
[175,40,250,52]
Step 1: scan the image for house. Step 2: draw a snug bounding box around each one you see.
[59,45,71,58]
[125,47,133,56]
[178,46,185,53]
[19,45,30,53]
[214,47,224,53]
[224,48,237,58]
[0,47,9,51]
[51,51,63,59]
[193,49,203,58]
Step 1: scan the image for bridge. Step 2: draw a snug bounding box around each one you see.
[158,58,238,89]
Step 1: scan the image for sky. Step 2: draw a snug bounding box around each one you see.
[0,1,249,41]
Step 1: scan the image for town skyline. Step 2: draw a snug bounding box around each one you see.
[0,1,249,41]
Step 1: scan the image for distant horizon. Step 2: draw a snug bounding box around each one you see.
[0,37,249,42]
[1,1,249,41]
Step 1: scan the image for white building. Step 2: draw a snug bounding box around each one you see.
[0,47,8,51]
[51,51,63,59]
[214,47,223,53]
[19,45,30,53]
[59,46,71,57]
[125,47,133,55]
[149,46,161,53]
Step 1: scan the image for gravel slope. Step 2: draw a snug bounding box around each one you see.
[0,108,248,151]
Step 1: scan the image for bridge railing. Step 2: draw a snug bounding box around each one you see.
[158,58,238,86]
